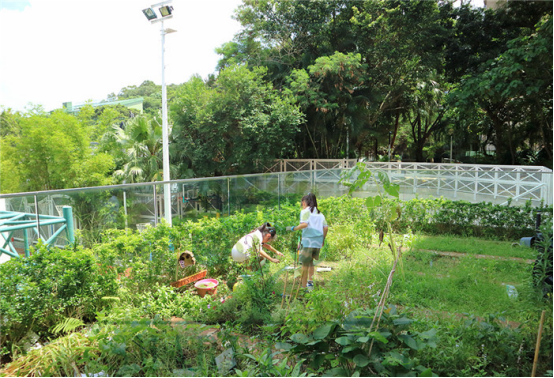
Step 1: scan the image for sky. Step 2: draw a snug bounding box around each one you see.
[0,0,244,112]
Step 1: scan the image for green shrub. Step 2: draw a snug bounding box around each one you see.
[415,313,553,377]
[0,242,118,359]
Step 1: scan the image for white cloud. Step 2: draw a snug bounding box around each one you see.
[0,0,243,112]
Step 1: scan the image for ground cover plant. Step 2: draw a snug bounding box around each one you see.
[1,180,552,376]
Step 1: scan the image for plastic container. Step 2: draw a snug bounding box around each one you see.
[506,284,518,298]
[195,279,219,297]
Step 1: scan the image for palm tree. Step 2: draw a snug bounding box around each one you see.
[110,114,174,183]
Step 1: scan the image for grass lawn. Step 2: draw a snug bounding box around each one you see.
[273,234,548,325]
[410,234,536,260]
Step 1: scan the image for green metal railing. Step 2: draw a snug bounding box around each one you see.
[0,206,74,258]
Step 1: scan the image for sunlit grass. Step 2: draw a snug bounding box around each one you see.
[269,233,548,325]
[410,234,537,260]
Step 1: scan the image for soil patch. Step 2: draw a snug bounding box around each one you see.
[411,248,535,264]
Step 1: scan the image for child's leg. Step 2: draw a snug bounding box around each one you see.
[299,248,313,287]
[308,265,315,282]
[308,248,321,283]
[301,264,309,287]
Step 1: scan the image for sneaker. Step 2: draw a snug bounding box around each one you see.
[307,281,314,292]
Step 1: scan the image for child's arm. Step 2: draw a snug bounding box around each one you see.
[263,243,284,257]
[323,225,329,246]
[259,248,280,263]
[286,223,308,232]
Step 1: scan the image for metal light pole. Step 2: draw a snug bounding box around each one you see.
[143,1,175,226]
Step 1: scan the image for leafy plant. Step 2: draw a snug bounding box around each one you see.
[277,306,436,376]
[0,242,118,360]
[0,332,97,377]
[50,317,86,335]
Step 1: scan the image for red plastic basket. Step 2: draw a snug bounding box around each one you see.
[170,270,207,288]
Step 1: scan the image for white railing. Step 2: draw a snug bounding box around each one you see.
[1,161,551,241]
[266,160,553,206]
[261,159,358,173]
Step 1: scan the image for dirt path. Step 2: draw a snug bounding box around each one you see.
[366,244,535,264]
[412,248,535,264]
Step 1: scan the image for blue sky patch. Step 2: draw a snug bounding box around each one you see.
[0,1,31,12]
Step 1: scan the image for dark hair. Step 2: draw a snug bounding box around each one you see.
[302,193,320,214]
[257,222,277,238]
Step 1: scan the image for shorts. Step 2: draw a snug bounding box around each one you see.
[299,247,320,266]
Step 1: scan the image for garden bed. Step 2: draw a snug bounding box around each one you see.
[1,196,552,377]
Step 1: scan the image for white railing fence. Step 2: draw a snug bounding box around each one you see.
[264,160,553,206]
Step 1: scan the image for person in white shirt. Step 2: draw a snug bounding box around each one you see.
[231,222,284,269]
[287,193,328,291]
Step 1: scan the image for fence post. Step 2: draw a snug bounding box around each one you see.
[227,177,231,216]
[494,170,498,199]
[24,228,30,257]
[123,191,128,229]
[454,166,459,198]
[278,173,281,210]
[62,206,75,244]
[34,195,40,241]
[437,165,442,196]
[153,185,158,226]
[515,172,521,201]
[474,167,478,201]
[542,171,553,206]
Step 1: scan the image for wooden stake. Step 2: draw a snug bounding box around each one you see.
[280,268,289,309]
[531,310,546,377]
[294,269,308,301]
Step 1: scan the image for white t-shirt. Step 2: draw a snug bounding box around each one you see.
[231,230,263,263]
[300,207,327,248]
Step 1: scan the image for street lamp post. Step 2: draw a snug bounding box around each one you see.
[143,1,176,226]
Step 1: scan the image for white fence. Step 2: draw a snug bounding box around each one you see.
[264,160,553,206]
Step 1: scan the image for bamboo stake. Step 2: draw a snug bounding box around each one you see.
[531,310,546,377]
[294,269,308,301]
[284,273,297,317]
[284,239,301,311]
[280,267,289,308]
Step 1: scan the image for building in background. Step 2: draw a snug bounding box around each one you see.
[62,97,144,115]
[484,0,506,10]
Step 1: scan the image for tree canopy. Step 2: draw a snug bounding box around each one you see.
[1,0,551,194]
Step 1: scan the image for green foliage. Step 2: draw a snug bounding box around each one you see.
[50,317,86,335]
[83,310,220,377]
[2,194,553,376]
[448,8,552,165]
[415,313,550,377]
[170,66,303,177]
[0,242,118,359]
[279,305,436,376]
[397,198,552,240]
[101,113,176,184]
[1,332,96,377]
[0,110,114,193]
[236,348,305,377]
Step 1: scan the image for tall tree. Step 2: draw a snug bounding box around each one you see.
[103,114,175,183]
[0,110,114,193]
[450,12,552,165]
[170,66,303,177]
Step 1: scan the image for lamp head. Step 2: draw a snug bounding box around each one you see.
[159,5,173,17]
[142,8,157,20]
